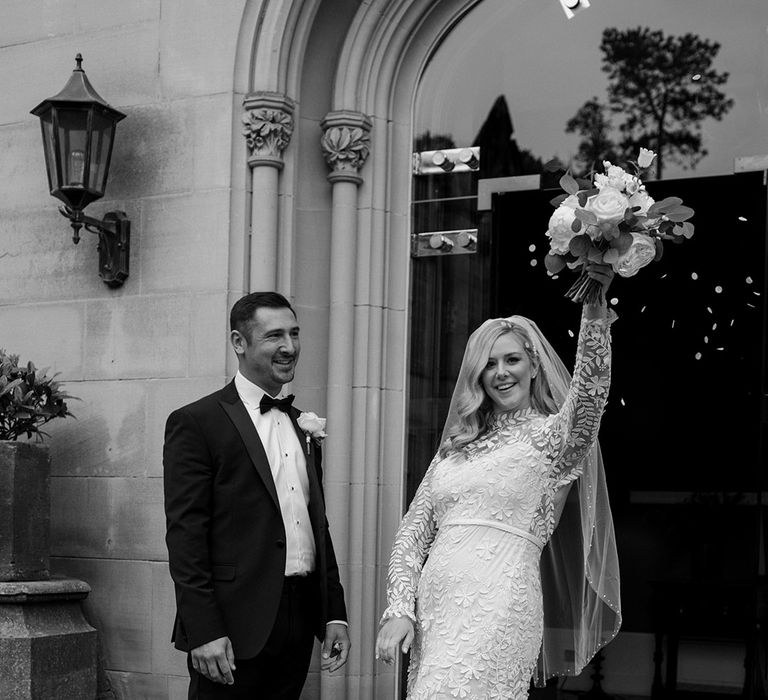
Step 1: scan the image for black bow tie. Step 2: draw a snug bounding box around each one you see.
[259,394,295,414]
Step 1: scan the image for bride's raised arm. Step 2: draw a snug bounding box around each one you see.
[545,264,614,488]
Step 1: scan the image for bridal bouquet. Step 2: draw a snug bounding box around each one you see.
[544,149,695,304]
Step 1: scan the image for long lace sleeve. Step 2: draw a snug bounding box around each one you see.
[381,456,440,624]
[545,308,614,487]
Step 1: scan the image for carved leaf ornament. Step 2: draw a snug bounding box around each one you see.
[242,108,293,155]
[321,126,370,171]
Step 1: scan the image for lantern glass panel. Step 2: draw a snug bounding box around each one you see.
[89,110,115,195]
[38,109,57,192]
[56,108,89,189]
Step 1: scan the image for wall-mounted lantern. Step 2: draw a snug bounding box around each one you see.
[31,54,129,287]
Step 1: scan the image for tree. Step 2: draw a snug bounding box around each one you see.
[569,27,734,179]
[565,97,620,176]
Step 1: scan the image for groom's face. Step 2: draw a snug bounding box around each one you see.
[234,306,300,396]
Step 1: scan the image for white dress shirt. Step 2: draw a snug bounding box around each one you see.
[234,371,316,576]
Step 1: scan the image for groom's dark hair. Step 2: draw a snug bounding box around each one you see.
[230,291,296,338]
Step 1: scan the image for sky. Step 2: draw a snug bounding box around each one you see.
[415,0,768,179]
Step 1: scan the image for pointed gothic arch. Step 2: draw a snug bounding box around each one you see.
[232,2,488,697]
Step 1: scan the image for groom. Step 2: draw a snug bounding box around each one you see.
[163,292,350,699]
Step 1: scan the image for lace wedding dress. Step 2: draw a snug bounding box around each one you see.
[382,313,613,699]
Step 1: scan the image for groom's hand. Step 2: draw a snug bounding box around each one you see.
[190,636,236,684]
[321,623,351,672]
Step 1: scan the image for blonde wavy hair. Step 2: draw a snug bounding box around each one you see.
[440,319,558,458]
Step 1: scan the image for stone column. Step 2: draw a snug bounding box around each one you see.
[242,92,294,292]
[319,110,372,699]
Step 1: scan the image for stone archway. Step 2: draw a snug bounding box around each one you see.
[233,2,486,697]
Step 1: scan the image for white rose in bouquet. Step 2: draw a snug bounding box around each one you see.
[612,232,656,277]
[546,204,578,254]
[586,187,629,224]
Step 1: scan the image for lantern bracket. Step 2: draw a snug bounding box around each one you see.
[59,206,130,288]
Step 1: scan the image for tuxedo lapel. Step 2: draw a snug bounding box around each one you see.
[219,383,280,510]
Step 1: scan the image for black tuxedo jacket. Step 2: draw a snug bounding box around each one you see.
[163,380,347,658]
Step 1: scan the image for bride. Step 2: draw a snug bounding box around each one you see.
[375,262,622,699]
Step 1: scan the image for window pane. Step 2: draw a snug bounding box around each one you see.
[415,0,767,181]
[56,108,89,188]
[89,110,114,195]
[38,110,57,191]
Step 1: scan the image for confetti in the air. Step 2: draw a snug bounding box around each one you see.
[641,306,646,313]
[568,329,575,338]
[746,277,753,284]
[712,323,717,331]
[747,303,756,308]
[730,319,735,327]
[660,273,667,279]
[530,259,537,267]
[707,307,713,314]
[671,320,676,328]
[704,336,709,344]
[620,398,626,406]
[528,244,536,252]
[691,272,698,280]
[610,297,618,306]
[715,286,722,294]
[716,347,724,351]
[738,216,747,222]
[695,352,702,360]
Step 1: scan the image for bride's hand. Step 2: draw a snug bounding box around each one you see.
[375,616,414,665]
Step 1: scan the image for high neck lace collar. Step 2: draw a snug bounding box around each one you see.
[487,406,540,429]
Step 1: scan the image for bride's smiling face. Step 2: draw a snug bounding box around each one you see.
[480,332,535,413]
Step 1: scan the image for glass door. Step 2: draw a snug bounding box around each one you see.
[405,0,768,694]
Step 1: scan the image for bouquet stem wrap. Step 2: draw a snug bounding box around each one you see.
[564,270,604,305]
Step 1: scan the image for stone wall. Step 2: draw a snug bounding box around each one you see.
[0,1,248,696]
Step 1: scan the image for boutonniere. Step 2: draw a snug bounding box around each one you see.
[297,411,327,455]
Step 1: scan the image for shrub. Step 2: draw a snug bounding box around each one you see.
[0,349,76,441]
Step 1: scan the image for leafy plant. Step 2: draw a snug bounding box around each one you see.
[0,349,76,441]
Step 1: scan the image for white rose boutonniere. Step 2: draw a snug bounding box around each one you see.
[297,411,327,454]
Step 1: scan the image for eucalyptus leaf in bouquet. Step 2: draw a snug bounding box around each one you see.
[544,149,695,303]
[0,349,77,441]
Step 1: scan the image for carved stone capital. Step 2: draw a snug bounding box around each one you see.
[320,111,372,184]
[242,92,295,169]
